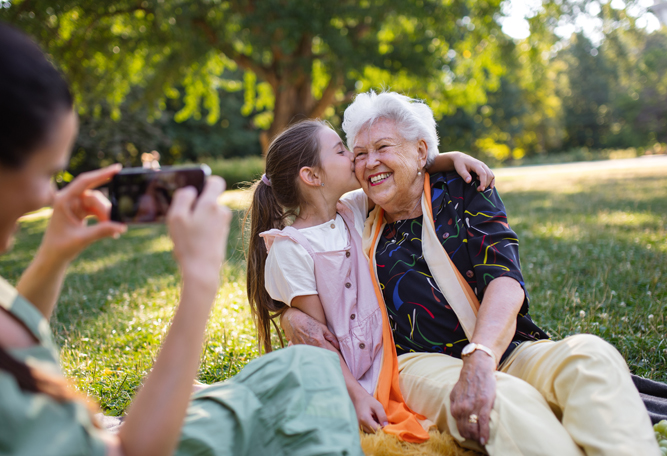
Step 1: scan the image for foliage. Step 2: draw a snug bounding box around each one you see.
[1,0,664,169]
[437,1,666,164]
[1,0,506,152]
[68,83,261,175]
[1,162,665,415]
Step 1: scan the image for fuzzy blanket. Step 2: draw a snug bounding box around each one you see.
[360,430,481,456]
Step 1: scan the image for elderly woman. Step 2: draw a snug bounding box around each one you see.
[282,91,659,456]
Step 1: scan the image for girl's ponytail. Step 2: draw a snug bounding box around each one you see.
[244,119,327,353]
[245,179,286,354]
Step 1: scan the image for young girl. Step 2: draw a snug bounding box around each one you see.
[246,120,494,442]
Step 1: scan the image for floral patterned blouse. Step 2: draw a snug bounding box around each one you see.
[376,171,549,362]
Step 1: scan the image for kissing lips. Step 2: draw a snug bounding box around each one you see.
[369,172,392,186]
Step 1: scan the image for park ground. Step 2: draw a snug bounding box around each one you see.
[0,156,665,416]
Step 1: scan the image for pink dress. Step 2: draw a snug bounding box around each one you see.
[261,205,384,395]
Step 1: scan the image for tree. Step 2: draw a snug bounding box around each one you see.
[2,0,505,152]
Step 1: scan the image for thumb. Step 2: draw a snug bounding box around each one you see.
[455,162,472,184]
[322,326,340,350]
[371,401,388,427]
[81,221,127,245]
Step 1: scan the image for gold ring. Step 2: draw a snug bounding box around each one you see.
[468,413,478,424]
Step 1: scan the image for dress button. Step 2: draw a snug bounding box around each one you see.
[443,232,450,239]
[350,314,356,320]
[345,282,351,289]
[466,270,474,278]
[330,223,336,229]
[345,251,351,258]
[359,343,366,349]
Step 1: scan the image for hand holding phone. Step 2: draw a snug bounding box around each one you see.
[110,165,211,223]
[167,176,232,285]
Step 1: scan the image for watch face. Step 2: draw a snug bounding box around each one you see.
[462,343,476,356]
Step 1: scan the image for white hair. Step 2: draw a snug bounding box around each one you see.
[342,90,439,167]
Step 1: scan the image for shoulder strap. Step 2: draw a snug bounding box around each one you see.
[421,173,480,340]
[259,227,317,259]
[0,277,53,346]
[336,206,357,242]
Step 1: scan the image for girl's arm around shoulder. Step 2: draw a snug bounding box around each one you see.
[427,152,495,192]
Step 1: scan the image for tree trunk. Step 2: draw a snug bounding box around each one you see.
[260,72,345,155]
[260,73,316,155]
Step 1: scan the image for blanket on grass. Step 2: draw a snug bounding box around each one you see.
[632,374,667,424]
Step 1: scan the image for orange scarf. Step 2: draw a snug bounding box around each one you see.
[367,174,481,443]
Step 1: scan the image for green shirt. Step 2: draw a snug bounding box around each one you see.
[0,277,107,456]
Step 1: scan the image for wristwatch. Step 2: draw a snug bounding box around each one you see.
[461,343,498,368]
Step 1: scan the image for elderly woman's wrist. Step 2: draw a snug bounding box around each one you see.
[462,342,499,369]
[462,350,497,372]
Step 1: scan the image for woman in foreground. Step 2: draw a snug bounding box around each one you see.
[0,23,362,456]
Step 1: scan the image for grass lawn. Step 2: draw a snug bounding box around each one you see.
[1,159,665,416]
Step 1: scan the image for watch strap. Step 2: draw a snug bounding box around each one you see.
[462,343,498,368]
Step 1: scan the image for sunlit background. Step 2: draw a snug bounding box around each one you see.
[0,0,664,176]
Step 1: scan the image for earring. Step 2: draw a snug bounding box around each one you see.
[417,170,422,176]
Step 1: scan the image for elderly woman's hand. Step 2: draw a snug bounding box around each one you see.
[450,352,497,446]
[281,307,340,352]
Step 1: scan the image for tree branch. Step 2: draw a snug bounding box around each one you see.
[191,18,275,86]
[308,71,343,119]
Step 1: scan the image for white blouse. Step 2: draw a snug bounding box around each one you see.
[263,190,368,305]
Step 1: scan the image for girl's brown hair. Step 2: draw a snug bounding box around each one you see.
[245,119,327,353]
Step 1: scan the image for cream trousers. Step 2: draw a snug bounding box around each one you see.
[397,335,660,456]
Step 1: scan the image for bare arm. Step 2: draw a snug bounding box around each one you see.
[449,277,524,446]
[426,152,495,191]
[16,165,126,319]
[470,277,524,360]
[105,178,231,456]
[281,306,340,351]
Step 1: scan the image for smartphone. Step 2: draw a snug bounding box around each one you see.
[110,165,211,223]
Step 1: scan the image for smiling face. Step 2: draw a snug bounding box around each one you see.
[317,127,360,198]
[353,118,428,219]
[0,109,77,253]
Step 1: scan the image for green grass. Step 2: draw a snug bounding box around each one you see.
[498,165,667,380]
[0,211,258,416]
[497,146,643,167]
[200,156,265,189]
[0,162,665,416]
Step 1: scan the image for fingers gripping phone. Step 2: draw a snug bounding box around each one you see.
[110,165,211,223]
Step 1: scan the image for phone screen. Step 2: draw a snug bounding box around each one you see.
[110,166,210,223]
